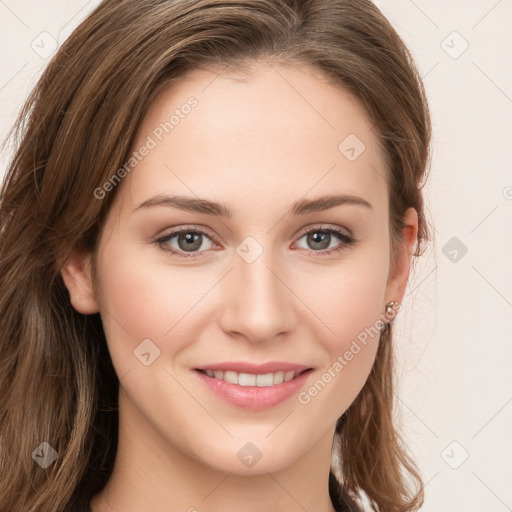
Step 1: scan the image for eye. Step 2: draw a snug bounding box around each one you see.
[154,224,356,259]
[154,227,218,258]
[293,225,356,256]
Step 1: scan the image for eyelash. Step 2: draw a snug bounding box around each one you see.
[154,224,356,259]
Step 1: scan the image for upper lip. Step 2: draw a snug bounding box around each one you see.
[195,361,312,374]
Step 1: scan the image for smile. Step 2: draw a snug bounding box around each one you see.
[193,365,314,411]
[198,369,307,387]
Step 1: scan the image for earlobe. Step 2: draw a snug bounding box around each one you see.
[60,248,100,315]
[385,207,419,304]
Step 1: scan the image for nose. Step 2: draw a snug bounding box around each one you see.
[218,248,296,345]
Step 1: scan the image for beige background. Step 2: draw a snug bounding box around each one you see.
[1,1,511,510]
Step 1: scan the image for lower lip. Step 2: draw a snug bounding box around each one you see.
[194,369,313,411]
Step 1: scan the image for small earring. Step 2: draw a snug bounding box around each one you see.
[385,301,397,315]
[383,301,400,324]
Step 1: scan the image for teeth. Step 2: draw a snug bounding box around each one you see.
[203,369,301,386]
[224,370,238,384]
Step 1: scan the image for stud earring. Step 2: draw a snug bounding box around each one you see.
[385,301,397,315]
[383,301,401,325]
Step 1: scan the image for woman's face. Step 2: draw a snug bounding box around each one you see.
[64,62,417,475]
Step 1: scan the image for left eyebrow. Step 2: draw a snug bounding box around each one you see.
[133,193,373,217]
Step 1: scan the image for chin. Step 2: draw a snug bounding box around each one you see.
[191,438,298,476]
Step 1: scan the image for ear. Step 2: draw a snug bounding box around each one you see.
[384,207,419,305]
[60,247,100,315]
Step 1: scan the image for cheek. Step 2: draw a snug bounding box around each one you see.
[93,244,200,373]
[293,254,388,413]
[94,241,237,382]
[300,255,389,351]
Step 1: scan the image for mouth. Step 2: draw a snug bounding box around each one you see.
[196,368,313,387]
[193,362,314,411]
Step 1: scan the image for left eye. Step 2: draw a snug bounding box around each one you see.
[154,225,356,258]
[293,227,355,254]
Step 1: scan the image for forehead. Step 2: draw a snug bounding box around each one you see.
[115,62,389,219]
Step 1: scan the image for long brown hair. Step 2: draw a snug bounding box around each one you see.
[0,1,431,510]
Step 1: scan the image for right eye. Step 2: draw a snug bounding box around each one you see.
[154,227,220,258]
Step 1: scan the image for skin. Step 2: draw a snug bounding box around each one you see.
[61,61,418,512]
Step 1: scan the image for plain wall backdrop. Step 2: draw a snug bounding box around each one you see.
[1,1,511,511]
